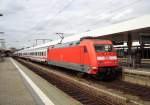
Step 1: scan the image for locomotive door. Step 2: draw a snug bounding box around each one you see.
[80,46,85,71]
[80,46,89,72]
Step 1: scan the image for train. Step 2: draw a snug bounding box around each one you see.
[15,37,122,80]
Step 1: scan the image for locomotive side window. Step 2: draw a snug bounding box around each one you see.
[95,44,112,52]
[84,46,88,53]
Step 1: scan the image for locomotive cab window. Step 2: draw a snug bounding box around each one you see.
[95,44,113,52]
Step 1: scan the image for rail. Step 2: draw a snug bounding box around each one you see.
[16,58,150,105]
[123,68,150,87]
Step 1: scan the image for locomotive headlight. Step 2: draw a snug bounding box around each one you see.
[97,56,105,60]
[92,66,97,69]
[109,56,117,60]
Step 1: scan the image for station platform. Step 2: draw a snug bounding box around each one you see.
[0,58,82,105]
[124,66,150,72]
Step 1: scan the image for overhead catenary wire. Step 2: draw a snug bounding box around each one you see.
[42,0,144,34]
[25,0,74,42]
[31,0,74,30]
[25,0,144,46]
[77,0,143,27]
[30,0,142,31]
[85,0,144,27]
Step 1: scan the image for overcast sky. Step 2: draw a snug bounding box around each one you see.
[0,0,150,48]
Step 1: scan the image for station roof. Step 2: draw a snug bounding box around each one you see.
[23,14,150,51]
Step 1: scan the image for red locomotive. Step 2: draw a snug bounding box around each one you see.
[15,37,122,80]
[47,37,122,79]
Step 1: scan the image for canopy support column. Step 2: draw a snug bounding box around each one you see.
[127,32,133,67]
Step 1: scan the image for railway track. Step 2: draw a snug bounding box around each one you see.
[93,80,150,101]
[16,58,150,105]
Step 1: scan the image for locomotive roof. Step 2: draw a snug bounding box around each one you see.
[19,15,150,52]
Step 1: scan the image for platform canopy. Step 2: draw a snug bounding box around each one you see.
[25,15,150,50]
[62,14,150,43]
